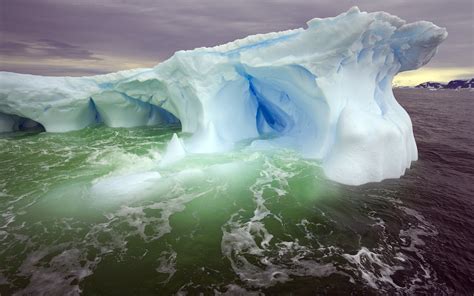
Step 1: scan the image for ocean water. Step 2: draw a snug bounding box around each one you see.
[0,89,472,295]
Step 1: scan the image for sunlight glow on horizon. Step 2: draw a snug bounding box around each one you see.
[0,55,158,77]
[394,67,474,86]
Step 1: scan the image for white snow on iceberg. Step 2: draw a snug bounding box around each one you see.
[0,7,447,185]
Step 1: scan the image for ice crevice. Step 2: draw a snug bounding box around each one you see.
[0,111,45,132]
[0,7,447,185]
[89,91,180,128]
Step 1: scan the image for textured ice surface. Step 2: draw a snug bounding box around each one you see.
[0,7,447,185]
[160,133,186,167]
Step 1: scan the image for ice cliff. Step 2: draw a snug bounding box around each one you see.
[0,7,447,185]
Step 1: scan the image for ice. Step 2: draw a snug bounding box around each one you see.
[0,112,43,132]
[0,7,447,185]
[91,171,162,200]
[185,121,234,153]
[159,133,186,166]
[0,113,15,132]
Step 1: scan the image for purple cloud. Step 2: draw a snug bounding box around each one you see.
[0,0,472,75]
[0,39,100,60]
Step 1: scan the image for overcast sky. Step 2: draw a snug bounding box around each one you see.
[0,0,473,83]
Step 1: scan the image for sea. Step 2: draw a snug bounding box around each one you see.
[0,88,472,295]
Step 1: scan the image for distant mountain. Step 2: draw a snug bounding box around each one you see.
[415,78,474,89]
[445,79,474,89]
[415,81,445,89]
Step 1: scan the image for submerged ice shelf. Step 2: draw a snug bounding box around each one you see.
[0,7,447,185]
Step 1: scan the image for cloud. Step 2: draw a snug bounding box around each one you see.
[0,0,472,79]
[0,54,157,77]
[0,39,100,60]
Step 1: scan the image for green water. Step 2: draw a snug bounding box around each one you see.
[0,126,440,295]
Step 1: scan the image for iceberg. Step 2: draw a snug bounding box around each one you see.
[0,7,447,185]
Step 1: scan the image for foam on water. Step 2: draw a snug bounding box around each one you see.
[0,123,457,294]
[155,246,177,284]
[16,245,96,296]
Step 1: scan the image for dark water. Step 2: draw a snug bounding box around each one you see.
[0,89,473,295]
[391,89,474,294]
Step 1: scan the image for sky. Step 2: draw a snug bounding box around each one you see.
[0,0,473,85]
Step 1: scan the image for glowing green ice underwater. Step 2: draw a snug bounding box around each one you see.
[0,125,436,294]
